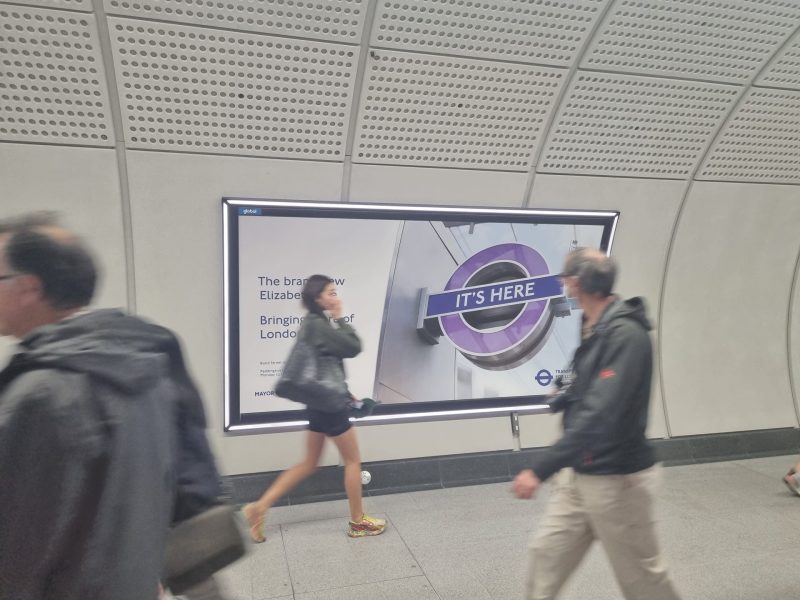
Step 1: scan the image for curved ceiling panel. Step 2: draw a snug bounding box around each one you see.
[9,0,91,11]
[0,5,113,146]
[699,88,800,183]
[351,50,566,171]
[370,0,608,66]
[103,0,367,45]
[539,73,738,178]
[581,0,800,83]
[107,17,359,159]
[757,29,800,90]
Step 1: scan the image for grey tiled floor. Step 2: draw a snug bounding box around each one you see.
[200,455,800,599]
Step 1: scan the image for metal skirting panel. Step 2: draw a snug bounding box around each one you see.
[226,427,800,506]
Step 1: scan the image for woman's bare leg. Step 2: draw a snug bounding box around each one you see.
[330,427,363,521]
[244,431,326,541]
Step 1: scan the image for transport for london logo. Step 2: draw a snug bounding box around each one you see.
[417,243,570,370]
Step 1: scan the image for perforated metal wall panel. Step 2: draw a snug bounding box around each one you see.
[539,73,738,178]
[108,18,359,159]
[757,30,800,90]
[699,89,800,183]
[371,0,608,67]
[3,0,92,12]
[581,0,800,84]
[0,6,113,145]
[103,0,367,45]
[352,51,565,171]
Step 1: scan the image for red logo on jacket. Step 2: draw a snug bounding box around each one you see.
[599,368,616,380]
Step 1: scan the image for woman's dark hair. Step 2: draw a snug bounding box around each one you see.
[0,212,97,309]
[301,274,334,314]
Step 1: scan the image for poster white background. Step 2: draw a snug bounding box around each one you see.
[238,215,401,414]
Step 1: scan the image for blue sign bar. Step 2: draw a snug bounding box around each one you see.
[426,275,563,318]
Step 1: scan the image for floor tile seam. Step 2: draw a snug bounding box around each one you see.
[656,488,800,512]
[656,492,800,512]
[293,573,433,596]
[380,513,430,588]
[735,460,794,481]
[424,567,496,600]
[366,483,446,496]
[706,506,800,530]
[268,509,391,528]
[730,454,797,475]
[238,547,256,600]
[653,510,745,527]
[251,593,293,600]
[277,524,297,599]
[668,546,794,570]
[664,467,780,478]
[665,539,792,558]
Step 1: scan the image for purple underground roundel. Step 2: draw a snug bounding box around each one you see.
[439,243,553,369]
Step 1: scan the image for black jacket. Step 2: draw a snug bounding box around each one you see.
[302,312,362,359]
[530,297,656,482]
[0,309,221,600]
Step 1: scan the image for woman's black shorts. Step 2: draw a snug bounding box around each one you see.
[306,408,352,437]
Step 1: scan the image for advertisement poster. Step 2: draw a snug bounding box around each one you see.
[225,201,616,428]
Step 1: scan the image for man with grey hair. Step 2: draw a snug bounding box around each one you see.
[512,248,680,600]
[0,213,223,599]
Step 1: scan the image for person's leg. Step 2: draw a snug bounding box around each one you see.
[581,465,681,600]
[525,469,594,600]
[243,431,326,541]
[329,427,364,521]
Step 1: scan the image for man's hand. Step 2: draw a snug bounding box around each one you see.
[512,469,541,499]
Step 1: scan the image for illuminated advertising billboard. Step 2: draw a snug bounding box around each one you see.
[223,199,618,431]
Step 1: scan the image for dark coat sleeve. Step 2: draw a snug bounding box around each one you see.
[161,333,224,522]
[529,323,650,482]
[0,373,103,596]
[305,314,362,358]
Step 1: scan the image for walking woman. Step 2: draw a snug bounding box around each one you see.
[242,275,385,542]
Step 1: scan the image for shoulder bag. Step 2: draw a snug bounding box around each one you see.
[163,503,247,594]
[274,324,350,413]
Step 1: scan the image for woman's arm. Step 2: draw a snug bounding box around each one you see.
[305,313,362,358]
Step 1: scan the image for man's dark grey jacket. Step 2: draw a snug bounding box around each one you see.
[531,296,657,482]
[0,309,221,600]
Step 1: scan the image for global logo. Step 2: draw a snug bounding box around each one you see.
[417,243,572,370]
[239,207,262,216]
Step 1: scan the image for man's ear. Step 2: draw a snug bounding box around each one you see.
[571,278,583,297]
[16,273,45,305]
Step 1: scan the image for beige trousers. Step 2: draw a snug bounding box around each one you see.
[525,465,680,600]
